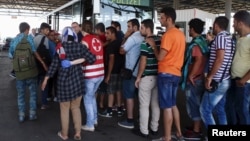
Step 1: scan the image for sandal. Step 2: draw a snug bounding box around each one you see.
[57,131,68,140]
[74,135,81,140]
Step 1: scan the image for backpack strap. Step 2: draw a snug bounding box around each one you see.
[38,36,46,48]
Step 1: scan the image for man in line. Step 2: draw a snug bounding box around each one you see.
[226,10,250,125]
[180,18,209,140]
[200,16,235,128]
[133,19,160,138]
[33,22,52,110]
[147,7,186,141]
[118,18,144,129]
[98,26,124,117]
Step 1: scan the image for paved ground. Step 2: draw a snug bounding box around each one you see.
[0,50,203,141]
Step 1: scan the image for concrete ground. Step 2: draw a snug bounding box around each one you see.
[0,50,204,141]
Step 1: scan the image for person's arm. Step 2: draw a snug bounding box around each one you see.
[41,76,49,91]
[105,54,114,84]
[236,70,250,87]
[146,37,167,61]
[135,56,146,88]
[34,52,48,71]
[188,46,204,85]
[206,49,224,89]
[82,45,96,64]
[119,31,134,55]
[119,47,126,55]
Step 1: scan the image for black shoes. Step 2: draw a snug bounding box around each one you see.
[132,129,149,138]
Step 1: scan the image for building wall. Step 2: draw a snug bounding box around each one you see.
[176,8,217,42]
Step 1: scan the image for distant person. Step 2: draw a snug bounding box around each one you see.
[71,22,83,43]
[8,22,46,122]
[30,28,37,37]
[94,22,107,111]
[111,21,124,41]
[41,26,96,140]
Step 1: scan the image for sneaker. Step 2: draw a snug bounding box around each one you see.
[112,105,118,111]
[98,110,113,118]
[171,134,185,141]
[41,105,49,110]
[132,129,149,138]
[117,110,124,117]
[152,137,165,141]
[19,116,25,123]
[81,125,95,132]
[29,115,37,121]
[53,97,57,102]
[9,72,16,78]
[150,129,159,136]
[94,121,98,127]
[121,105,126,111]
[118,120,134,129]
[183,130,202,140]
[46,97,52,101]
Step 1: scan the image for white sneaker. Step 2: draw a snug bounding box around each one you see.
[94,121,98,127]
[81,125,95,132]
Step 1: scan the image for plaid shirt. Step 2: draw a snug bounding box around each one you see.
[47,42,96,102]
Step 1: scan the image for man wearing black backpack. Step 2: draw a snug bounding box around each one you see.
[34,22,53,110]
[8,22,47,122]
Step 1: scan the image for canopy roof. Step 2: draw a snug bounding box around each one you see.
[0,0,249,15]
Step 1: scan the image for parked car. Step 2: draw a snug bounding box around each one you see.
[2,37,13,51]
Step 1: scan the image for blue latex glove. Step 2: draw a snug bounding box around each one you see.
[61,60,71,68]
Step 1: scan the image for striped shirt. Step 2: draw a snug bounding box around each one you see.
[208,31,235,81]
[140,36,161,76]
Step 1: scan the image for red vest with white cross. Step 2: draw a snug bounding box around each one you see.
[82,34,104,79]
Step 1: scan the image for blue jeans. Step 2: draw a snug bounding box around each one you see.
[157,73,180,109]
[84,76,104,127]
[38,74,49,105]
[200,79,230,128]
[16,77,38,116]
[185,79,205,121]
[226,79,250,125]
[122,77,137,99]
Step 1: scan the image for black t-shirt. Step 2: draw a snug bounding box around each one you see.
[77,32,83,43]
[105,39,125,74]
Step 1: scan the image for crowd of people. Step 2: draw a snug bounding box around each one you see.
[8,6,250,141]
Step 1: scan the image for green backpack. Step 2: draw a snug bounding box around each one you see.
[13,37,38,80]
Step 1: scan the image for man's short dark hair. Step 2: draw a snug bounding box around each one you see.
[214,16,229,30]
[95,22,105,33]
[111,21,121,29]
[233,10,250,27]
[19,22,30,33]
[128,18,140,29]
[141,19,154,33]
[40,22,51,30]
[188,18,205,34]
[82,20,93,34]
[160,7,176,23]
[106,26,117,37]
[72,22,79,25]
